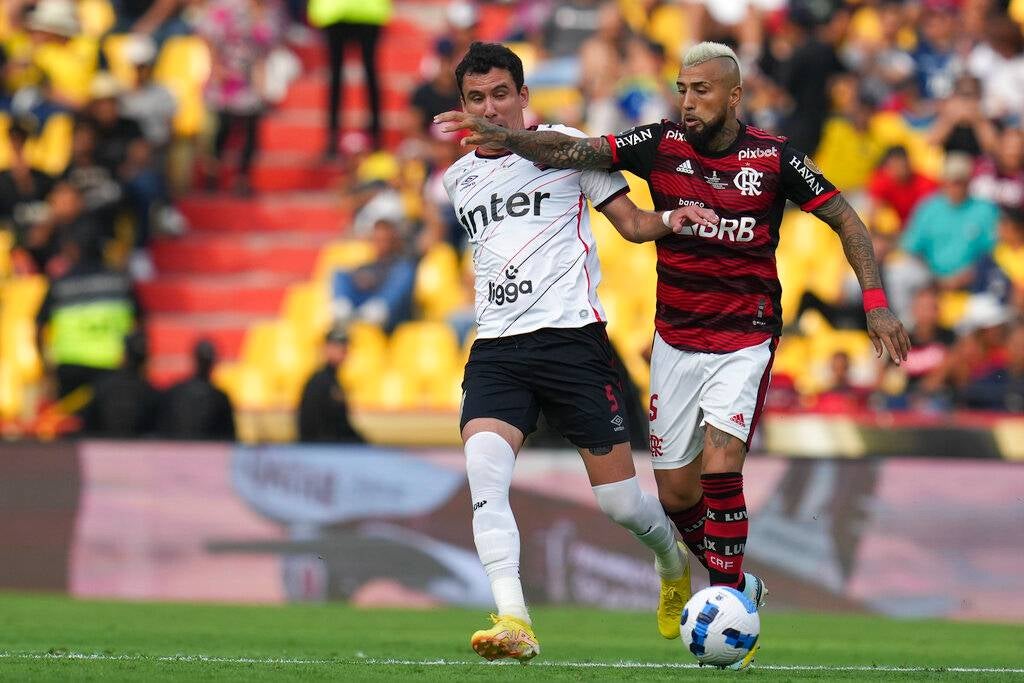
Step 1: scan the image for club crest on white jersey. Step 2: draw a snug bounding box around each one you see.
[442,124,627,338]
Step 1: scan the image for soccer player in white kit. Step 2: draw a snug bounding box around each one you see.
[440,42,720,663]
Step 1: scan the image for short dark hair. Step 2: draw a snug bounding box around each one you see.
[454,42,524,96]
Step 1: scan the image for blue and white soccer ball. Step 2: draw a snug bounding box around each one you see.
[680,585,760,668]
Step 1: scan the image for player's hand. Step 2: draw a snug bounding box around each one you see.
[433,111,507,148]
[667,205,720,233]
[866,307,911,365]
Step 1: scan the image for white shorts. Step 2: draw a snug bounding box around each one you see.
[647,332,776,470]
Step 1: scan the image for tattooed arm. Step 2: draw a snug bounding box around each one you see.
[811,194,911,363]
[434,111,614,170]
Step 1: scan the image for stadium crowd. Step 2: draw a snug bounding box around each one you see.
[3,0,1024,440]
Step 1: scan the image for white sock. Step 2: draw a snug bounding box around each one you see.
[465,431,530,623]
[592,476,684,580]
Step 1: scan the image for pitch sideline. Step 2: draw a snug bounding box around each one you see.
[1,652,1022,674]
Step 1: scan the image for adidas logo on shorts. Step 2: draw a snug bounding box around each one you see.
[730,413,746,428]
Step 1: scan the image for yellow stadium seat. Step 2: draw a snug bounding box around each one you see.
[1,317,44,383]
[34,37,100,108]
[102,34,137,88]
[25,113,73,175]
[78,0,117,37]
[646,3,689,69]
[506,42,538,76]
[340,321,388,389]
[389,321,459,386]
[414,242,463,321]
[282,282,331,344]
[939,290,970,330]
[241,320,316,407]
[0,229,13,278]
[0,275,48,324]
[527,87,582,119]
[313,240,376,284]
[356,367,417,410]
[231,364,274,410]
[153,36,211,137]
[0,366,24,421]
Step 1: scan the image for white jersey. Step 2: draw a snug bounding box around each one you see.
[442,124,628,339]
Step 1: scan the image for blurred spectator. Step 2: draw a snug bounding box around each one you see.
[445,1,482,61]
[527,0,602,88]
[577,1,629,133]
[109,0,191,47]
[157,339,236,440]
[331,217,415,332]
[880,283,955,409]
[81,330,160,436]
[19,181,102,275]
[814,89,886,194]
[9,0,90,108]
[923,293,1011,403]
[62,119,123,240]
[911,0,957,101]
[966,16,1024,124]
[927,74,998,157]
[963,322,1024,411]
[613,37,673,130]
[866,146,938,229]
[0,116,56,259]
[970,127,1024,211]
[810,351,870,412]
[971,208,1024,308]
[308,0,392,157]
[35,228,140,398]
[199,0,286,195]
[901,152,999,288]
[298,326,364,443]
[766,6,847,155]
[408,39,461,138]
[119,36,178,152]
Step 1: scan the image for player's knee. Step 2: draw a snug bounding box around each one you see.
[592,477,647,531]
[659,487,703,514]
[465,431,515,497]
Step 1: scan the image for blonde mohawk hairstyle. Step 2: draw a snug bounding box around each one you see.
[682,42,742,85]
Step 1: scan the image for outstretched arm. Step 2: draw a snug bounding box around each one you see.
[434,111,614,170]
[811,194,911,364]
[599,196,720,243]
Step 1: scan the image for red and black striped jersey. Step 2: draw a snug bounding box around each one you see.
[605,120,839,353]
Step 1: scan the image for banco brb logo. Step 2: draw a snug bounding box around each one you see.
[733,167,763,196]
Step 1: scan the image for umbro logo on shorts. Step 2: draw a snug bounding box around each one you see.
[730,413,746,428]
[676,160,694,174]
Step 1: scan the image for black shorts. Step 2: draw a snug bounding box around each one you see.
[460,323,630,450]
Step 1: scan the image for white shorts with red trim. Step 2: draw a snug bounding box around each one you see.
[647,333,776,470]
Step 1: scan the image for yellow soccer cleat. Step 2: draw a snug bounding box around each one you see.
[726,642,760,670]
[470,614,540,663]
[657,542,692,639]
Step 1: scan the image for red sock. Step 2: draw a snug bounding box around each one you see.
[701,472,747,588]
[667,497,709,570]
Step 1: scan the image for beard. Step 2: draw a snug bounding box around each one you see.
[685,111,728,153]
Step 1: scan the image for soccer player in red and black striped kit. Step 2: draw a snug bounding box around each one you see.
[438,41,910,664]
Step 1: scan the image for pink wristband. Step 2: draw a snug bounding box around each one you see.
[863,288,888,312]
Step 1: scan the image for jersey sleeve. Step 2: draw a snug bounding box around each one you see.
[604,122,663,178]
[441,165,459,204]
[779,142,840,211]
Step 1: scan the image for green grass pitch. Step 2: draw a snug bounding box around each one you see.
[0,593,1021,681]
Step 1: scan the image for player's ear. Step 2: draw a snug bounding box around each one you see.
[729,84,742,110]
[519,85,529,111]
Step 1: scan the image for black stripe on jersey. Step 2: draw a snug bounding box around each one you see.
[658,236,776,260]
[478,212,578,318]
[656,263,782,296]
[498,250,586,336]
[656,302,780,332]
